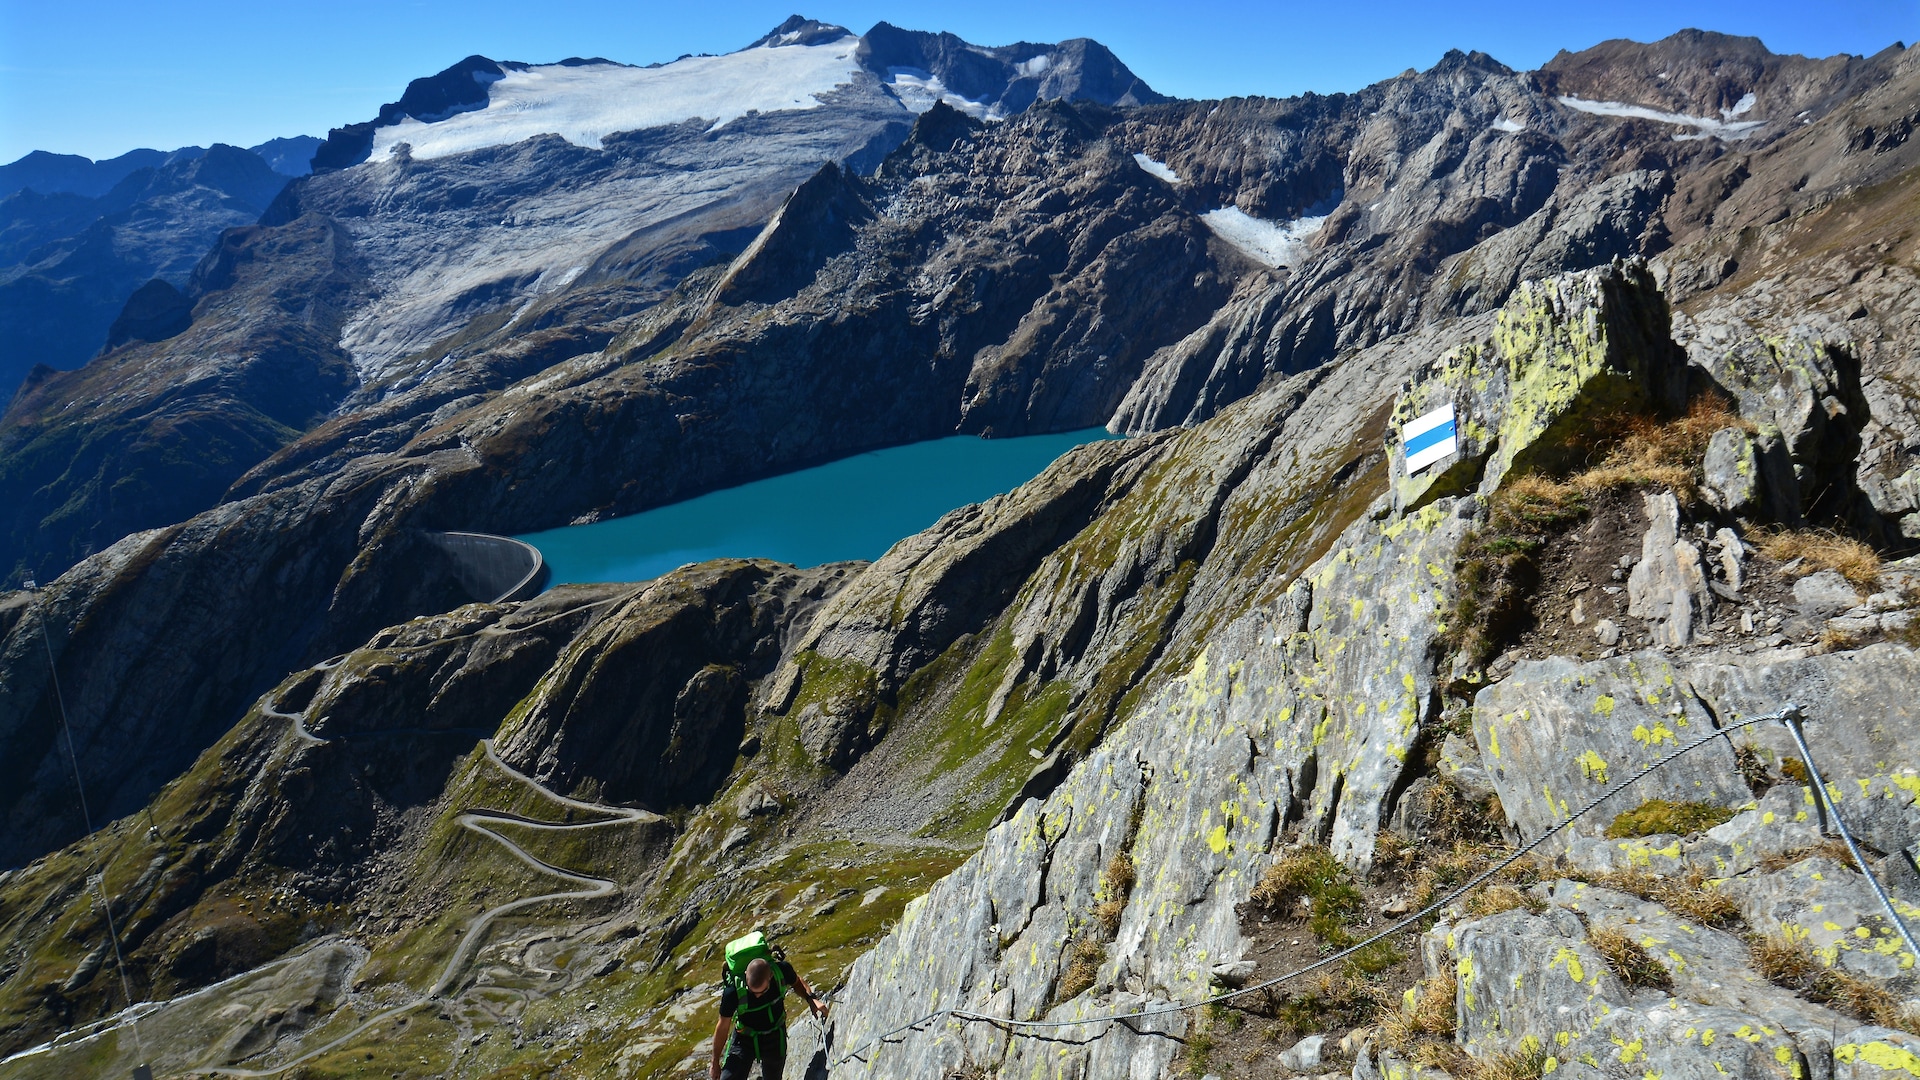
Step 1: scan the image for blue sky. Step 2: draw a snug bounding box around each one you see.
[0,0,1912,162]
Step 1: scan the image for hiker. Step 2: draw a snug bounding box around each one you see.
[710,930,828,1080]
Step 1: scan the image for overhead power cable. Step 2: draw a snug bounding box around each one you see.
[24,577,151,1080]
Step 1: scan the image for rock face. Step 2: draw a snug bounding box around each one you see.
[493,560,851,807]
[11,24,1912,596]
[816,262,1711,1077]
[1477,643,1920,847]
[0,210,362,582]
[1385,259,1688,511]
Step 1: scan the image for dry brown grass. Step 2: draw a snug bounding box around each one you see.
[1588,866,1743,928]
[1756,839,1855,873]
[1587,922,1674,991]
[1820,625,1873,652]
[1270,969,1390,1037]
[1463,884,1543,917]
[1093,852,1135,935]
[1377,971,1458,1052]
[1055,936,1106,1001]
[1401,1036,1552,1080]
[1378,969,1533,1080]
[1565,394,1750,503]
[1756,528,1882,589]
[1470,1038,1554,1080]
[1251,845,1366,943]
[1750,933,1920,1034]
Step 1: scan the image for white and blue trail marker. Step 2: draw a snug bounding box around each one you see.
[1402,403,1458,473]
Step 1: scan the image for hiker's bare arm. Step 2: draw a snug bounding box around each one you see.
[709,1017,732,1080]
[794,971,829,1019]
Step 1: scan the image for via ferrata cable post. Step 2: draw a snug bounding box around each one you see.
[1779,703,1920,966]
[23,575,154,1080]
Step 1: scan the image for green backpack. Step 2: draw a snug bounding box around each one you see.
[722,930,788,1029]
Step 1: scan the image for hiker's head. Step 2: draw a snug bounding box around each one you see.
[746,957,772,993]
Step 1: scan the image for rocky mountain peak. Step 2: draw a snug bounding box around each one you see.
[1537,27,1908,135]
[746,14,854,49]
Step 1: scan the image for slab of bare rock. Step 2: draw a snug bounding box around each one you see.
[1712,526,1747,591]
[1698,783,1825,876]
[1473,651,1743,847]
[1562,831,1696,876]
[1691,329,1872,528]
[1720,855,1920,988]
[1684,643,1920,821]
[1448,907,1815,1080]
[1439,731,1496,801]
[736,784,783,818]
[1703,427,1761,514]
[1546,879,1851,1036]
[1627,490,1714,647]
[1210,959,1257,987]
[1796,570,1863,617]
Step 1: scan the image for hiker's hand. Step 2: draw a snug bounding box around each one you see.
[814,998,831,1021]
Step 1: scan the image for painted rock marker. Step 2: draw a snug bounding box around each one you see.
[1402,403,1458,474]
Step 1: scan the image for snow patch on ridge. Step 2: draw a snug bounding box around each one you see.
[882,67,999,119]
[1491,117,1526,133]
[1133,153,1179,184]
[368,40,864,161]
[1556,94,1764,141]
[1200,206,1326,268]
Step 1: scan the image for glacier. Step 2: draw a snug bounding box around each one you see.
[368,39,868,162]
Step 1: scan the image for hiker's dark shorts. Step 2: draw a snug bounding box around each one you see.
[719,1030,785,1080]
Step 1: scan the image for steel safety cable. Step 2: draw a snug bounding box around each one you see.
[832,707,1801,1068]
[1779,708,1920,961]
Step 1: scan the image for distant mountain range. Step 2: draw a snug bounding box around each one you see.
[0,137,320,391]
[0,136,320,200]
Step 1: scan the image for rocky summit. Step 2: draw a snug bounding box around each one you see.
[1,17,1919,1080]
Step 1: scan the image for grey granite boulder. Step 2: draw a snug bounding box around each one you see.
[1795,570,1863,618]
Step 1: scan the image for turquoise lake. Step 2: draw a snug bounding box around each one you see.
[519,428,1122,586]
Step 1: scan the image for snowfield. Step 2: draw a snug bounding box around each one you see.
[881,67,1001,119]
[1556,94,1764,140]
[1133,152,1180,183]
[369,38,867,161]
[1200,206,1326,269]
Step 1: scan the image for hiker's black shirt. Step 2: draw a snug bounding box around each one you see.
[719,960,799,1033]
